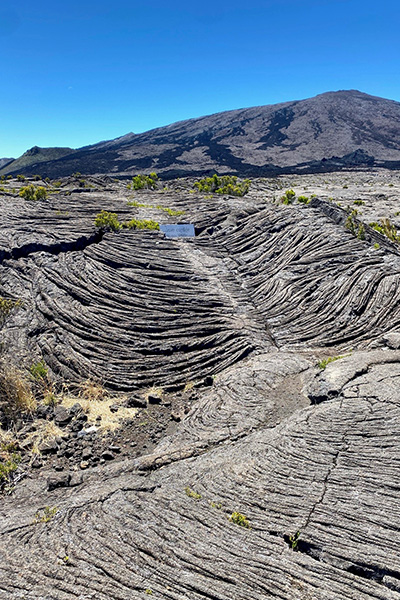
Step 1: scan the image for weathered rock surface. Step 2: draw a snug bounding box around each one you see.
[0,173,400,599]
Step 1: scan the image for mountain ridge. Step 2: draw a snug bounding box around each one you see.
[4,90,400,178]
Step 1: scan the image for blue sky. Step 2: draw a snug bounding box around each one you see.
[1,0,399,157]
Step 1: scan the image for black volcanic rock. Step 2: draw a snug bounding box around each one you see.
[7,90,400,178]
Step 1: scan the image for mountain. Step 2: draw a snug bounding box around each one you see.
[0,145,74,175]
[0,157,14,170]
[6,90,400,178]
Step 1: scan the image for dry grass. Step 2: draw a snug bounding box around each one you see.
[60,379,137,432]
[0,362,36,424]
[144,385,163,402]
[26,421,64,456]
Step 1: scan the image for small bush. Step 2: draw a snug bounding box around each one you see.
[281,189,296,204]
[357,224,365,240]
[0,297,22,326]
[369,218,400,243]
[229,511,251,528]
[128,173,158,191]
[193,174,250,196]
[17,174,26,182]
[288,530,300,551]
[353,200,365,206]
[34,506,58,523]
[19,185,47,201]
[94,210,121,231]
[30,360,48,381]
[123,219,160,231]
[0,453,21,489]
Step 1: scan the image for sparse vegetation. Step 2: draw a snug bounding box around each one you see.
[19,185,47,201]
[34,506,58,524]
[369,218,400,243]
[0,363,36,426]
[0,450,21,491]
[0,297,22,326]
[288,530,300,551]
[94,210,121,231]
[318,354,348,370]
[193,174,250,196]
[128,173,158,191]
[229,511,251,528]
[280,189,296,204]
[297,195,310,204]
[30,360,48,381]
[123,218,160,230]
[185,486,202,500]
[95,211,160,231]
[353,200,365,205]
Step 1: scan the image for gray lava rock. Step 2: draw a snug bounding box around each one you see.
[47,472,71,491]
[54,406,72,426]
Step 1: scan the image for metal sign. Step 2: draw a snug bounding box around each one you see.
[160,224,195,238]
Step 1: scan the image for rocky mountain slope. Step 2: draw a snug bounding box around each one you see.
[5,90,400,179]
[0,158,14,170]
[0,146,74,175]
[0,171,400,599]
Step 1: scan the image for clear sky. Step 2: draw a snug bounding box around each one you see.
[1,0,399,157]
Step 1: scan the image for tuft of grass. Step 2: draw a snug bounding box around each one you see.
[229,511,251,528]
[318,354,349,370]
[0,363,36,425]
[369,218,400,243]
[288,530,300,551]
[34,506,58,524]
[185,486,202,500]
[30,360,48,381]
[0,297,22,326]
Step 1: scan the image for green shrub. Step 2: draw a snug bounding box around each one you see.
[0,453,21,489]
[128,173,158,191]
[288,530,300,551]
[193,174,250,196]
[123,218,160,230]
[19,185,47,201]
[0,297,22,326]
[357,224,365,240]
[353,200,365,206]
[34,506,58,523]
[17,174,25,182]
[280,189,296,204]
[229,511,251,528]
[369,218,400,243]
[30,360,48,381]
[318,354,347,370]
[94,210,121,231]
[297,195,309,204]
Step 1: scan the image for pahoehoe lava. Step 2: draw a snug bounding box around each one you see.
[1,174,400,599]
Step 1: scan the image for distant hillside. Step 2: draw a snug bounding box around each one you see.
[8,90,400,178]
[0,146,74,175]
[0,158,14,170]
